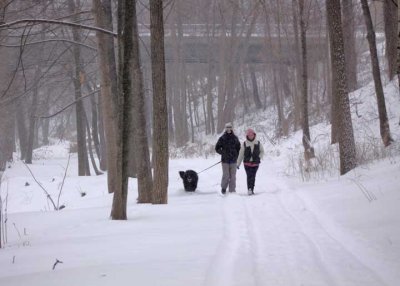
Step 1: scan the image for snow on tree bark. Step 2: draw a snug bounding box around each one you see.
[299,0,315,160]
[342,0,358,91]
[327,0,357,175]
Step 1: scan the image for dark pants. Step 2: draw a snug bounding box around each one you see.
[244,165,259,191]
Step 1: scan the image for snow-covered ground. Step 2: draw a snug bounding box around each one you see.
[1,80,399,285]
[0,145,399,286]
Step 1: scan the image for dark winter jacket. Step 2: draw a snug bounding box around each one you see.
[215,132,241,164]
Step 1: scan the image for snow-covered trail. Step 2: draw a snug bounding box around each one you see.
[204,173,386,286]
[0,155,398,286]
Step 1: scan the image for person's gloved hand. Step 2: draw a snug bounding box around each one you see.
[236,165,240,170]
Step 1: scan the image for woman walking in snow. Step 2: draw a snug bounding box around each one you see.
[237,128,264,195]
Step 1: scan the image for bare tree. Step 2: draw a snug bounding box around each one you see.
[261,0,284,137]
[131,0,153,204]
[216,0,240,132]
[299,0,315,160]
[93,0,120,193]
[326,0,357,175]
[24,71,39,164]
[205,0,216,135]
[169,0,189,146]
[249,65,262,109]
[292,0,302,131]
[16,100,27,160]
[360,0,393,147]
[110,0,153,217]
[67,0,90,175]
[0,1,16,170]
[149,0,169,208]
[342,0,358,91]
[111,0,133,220]
[384,0,398,80]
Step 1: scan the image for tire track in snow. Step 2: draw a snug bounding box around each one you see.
[203,195,258,286]
[205,192,334,286]
[274,184,388,286]
[243,192,334,286]
[205,181,387,286]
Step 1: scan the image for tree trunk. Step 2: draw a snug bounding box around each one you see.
[262,0,283,136]
[222,1,239,128]
[201,83,208,134]
[361,0,393,147]
[93,0,120,192]
[127,127,137,178]
[249,65,262,109]
[111,0,133,220]
[275,0,286,137]
[292,0,302,131]
[84,112,102,175]
[384,0,398,80]
[97,94,107,171]
[206,63,216,135]
[150,0,168,204]
[90,94,101,159]
[25,82,39,164]
[41,117,50,146]
[240,73,249,114]
[171,2,189,146]
[131,0,153,204]
[342,0,358,91]
[327,0,357,175]
[16,101,28,160]
[299,0,315,160]
[205,9,216,135]
[327,14,338,145]
[0,104,14,171]
[68,0,90,176]
[167,91,175,142]
[217,0,239,133]
[187,87,195,143]
[0,0,16,170]
[216,34,226,133]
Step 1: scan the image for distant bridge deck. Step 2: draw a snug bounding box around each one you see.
[139,34,327,65]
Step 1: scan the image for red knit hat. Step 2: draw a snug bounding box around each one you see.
[246,128,256,137]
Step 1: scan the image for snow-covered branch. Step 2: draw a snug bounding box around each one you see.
[0,39,97,51]
[0,19,117,37]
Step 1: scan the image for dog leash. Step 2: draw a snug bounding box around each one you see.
[196,161,221,174]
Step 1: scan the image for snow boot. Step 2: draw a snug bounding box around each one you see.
[221,188,226,195]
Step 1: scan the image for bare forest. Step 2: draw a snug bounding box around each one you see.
[0,0,398,219]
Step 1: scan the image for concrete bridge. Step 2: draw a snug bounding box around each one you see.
[139,25,327,65]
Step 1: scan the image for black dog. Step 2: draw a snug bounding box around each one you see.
[179,170,198,192]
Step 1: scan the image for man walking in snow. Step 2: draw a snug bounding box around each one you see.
[215,122,241,194]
